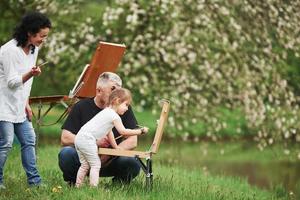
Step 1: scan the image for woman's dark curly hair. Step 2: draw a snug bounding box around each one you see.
[13,11,51,52]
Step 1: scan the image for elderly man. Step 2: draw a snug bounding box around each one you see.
[58,72,140,185]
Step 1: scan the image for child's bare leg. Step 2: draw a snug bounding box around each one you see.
[76,161,89,187]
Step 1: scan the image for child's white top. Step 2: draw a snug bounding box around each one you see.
[78,107,121,139]
[0,39,38,123]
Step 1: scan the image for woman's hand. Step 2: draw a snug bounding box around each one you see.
[22,66,42,83]
[31,66,42,76]
[25,104,33,121]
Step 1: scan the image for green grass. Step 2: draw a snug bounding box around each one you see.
[0,145,289,200]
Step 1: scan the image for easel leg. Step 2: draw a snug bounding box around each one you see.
[135,156,153,190]
[146,158,153,190]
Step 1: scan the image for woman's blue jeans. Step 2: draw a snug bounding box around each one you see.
[0,119,41,186]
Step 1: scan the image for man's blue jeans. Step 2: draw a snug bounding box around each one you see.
[0,119,42,186]
[58,146,140,184]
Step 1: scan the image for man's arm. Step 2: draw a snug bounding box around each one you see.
[61,129,76,146]
[117,135,137,150]
[96,134,137,150]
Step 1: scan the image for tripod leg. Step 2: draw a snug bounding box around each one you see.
[146,158,153,190]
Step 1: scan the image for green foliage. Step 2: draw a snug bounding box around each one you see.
[1,0,300,147]
[99,0,300,147]
[279,51,300,96]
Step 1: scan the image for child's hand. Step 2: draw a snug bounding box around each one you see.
[141,127,149,135]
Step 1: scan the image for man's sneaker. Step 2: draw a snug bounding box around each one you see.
[67,181,75,187]
[0,184,6,189]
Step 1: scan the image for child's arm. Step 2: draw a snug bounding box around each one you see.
[107,131,119,149]
[113,119,149,136]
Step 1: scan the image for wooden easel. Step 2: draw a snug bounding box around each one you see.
[99,100,170,190]
[30,41,126,145]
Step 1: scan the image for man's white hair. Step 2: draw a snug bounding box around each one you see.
[97,72,122,88]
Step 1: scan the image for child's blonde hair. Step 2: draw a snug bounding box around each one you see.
[108,88,132,106]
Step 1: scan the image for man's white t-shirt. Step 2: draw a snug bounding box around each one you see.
[0,39,38,123]
[78,107,122,139]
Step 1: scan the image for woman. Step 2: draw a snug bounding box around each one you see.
[0,11,51,189]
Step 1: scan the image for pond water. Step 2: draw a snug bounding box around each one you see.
[152,140,300,196]
[187,160,300,192]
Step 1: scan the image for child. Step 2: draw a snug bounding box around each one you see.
[74,88,148,187]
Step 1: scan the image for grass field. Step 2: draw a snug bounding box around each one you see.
[0,144,296,200]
